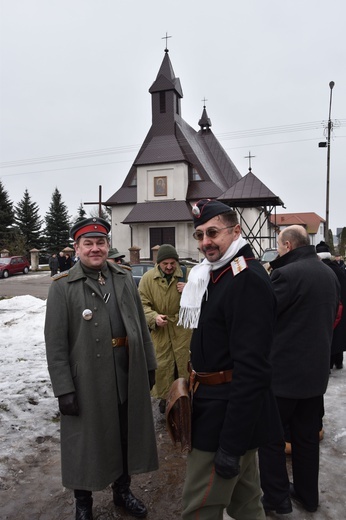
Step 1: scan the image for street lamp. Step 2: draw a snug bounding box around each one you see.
[321,81,335,242]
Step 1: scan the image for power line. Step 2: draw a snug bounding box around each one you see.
[1,119,345,170]
[1,135,345,179]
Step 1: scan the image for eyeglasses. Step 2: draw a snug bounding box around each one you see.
[192,226,236,241]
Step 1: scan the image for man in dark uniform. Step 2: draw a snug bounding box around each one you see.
[45,217,158,520]
[178,199,282,520]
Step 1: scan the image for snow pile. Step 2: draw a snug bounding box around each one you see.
[0,296,58,476]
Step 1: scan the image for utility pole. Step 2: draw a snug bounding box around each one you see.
[319,81,335,242]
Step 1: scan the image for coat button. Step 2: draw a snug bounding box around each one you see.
[96,338,100,342]
[92,292,96,297]
[96,354,101,358]
[94,322,98,327]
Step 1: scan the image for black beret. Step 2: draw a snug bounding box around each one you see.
[70,217,110,240]
[192,199,232,228]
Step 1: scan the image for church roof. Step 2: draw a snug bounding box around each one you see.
[105,51,284,217]
[123,200,192,224]
[218,170,284,207]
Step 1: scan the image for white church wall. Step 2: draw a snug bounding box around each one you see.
[110,204,133,258]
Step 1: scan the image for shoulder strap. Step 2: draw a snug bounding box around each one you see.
[52,271,69,281]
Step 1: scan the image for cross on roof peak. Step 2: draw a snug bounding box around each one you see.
[244,151,256,171]
[162,32,172,52]
[202,97,208,108]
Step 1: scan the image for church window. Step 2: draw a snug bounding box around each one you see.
[189,166,202,181]
[129,173,137,186]
[160,92,166,113]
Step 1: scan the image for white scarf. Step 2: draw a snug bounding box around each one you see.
[178,236,248,329]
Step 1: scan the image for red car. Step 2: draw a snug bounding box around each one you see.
[0,256,30,278]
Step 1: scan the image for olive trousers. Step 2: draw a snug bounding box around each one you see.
[182,448,265,520]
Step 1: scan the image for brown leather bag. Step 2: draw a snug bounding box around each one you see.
[165,378,192,453]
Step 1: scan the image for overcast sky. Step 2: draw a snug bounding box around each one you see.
[0,0,345,234]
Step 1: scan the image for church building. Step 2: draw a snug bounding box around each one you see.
[105,48,284,261]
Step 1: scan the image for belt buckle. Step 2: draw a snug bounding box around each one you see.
[112,338,119,347]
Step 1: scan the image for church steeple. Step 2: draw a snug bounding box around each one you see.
[198,102,212,131]
[149,50,183,97]
[148,50,183,128]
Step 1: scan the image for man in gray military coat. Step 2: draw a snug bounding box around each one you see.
[45,217,158,519]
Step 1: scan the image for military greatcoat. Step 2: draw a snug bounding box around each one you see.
[45,261,158,491]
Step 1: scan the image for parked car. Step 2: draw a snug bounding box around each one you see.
[260,248,278,265]
[130,263,154,286]
[0,256,30,278]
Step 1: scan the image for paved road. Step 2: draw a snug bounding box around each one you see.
[0,271,52,299]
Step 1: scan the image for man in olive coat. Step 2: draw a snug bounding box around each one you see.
[45,217,158,519]
[139,244,192,414]
[178,199,282,520]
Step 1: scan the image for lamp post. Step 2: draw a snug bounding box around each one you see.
[324,81,335,242]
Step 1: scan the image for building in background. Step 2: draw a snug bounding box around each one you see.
[106,49,284,261]
[269,212,325,246]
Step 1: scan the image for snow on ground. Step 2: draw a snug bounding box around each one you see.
[0,295,57,478]
[0,295,345,518]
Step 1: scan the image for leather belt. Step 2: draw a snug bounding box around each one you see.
[112,336,128,347]
[188,362,232,386]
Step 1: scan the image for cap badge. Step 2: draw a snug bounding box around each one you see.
[192,205,200,216]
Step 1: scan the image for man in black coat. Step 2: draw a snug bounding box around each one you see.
[259,226,340,514]
[178,199,282,520]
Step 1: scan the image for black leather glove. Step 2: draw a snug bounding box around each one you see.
[214,447,240,479]
[148,370,156,391]
[58,392,79,416]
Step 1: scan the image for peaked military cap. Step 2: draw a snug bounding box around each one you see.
[108,247,125,260]
[191,199,233,228]
[70,217,110,240]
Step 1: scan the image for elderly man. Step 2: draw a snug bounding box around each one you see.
[179,199,282,520]
[138,244,192,414]
[259,225,340,514]
[45,217,158,520]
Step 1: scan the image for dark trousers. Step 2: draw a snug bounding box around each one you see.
[259,395,322,510]
[75,401,129,498]
[330,351,343,368]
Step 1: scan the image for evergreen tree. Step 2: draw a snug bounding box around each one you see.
[14,189,43,253]
[72,202,87,225]
[339,227,346,257]
[0,180,15,248]
[327,229,335,254]
[44,188,71,253]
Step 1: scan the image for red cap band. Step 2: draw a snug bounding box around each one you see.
[74,224,108,240]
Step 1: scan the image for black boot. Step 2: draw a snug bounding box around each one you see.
[75,495,93,520]
[112,477,148,518]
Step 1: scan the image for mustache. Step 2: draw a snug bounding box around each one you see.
[201,246,219,254]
